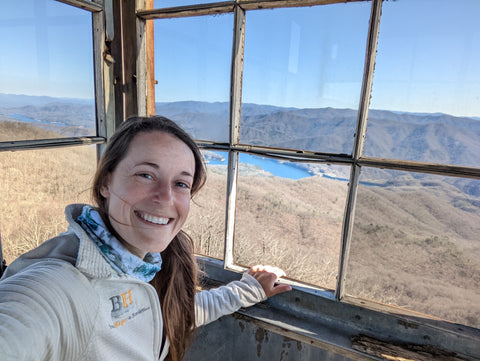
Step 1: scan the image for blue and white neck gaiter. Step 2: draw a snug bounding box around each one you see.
[76,205,162,282]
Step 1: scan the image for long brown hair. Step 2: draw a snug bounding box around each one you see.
[92,116,207,361]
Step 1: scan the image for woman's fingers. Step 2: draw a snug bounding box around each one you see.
[247,264,292,297]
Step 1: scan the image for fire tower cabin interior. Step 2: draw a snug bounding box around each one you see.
[1,0,480,360]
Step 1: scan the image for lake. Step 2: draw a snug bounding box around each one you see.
[8,113,71,127]
[206,152,314,180]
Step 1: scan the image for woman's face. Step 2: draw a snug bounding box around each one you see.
[100,131,195,258]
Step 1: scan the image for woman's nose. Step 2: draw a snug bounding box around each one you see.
[152,182,173,203]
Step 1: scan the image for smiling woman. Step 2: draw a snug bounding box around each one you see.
[0,116,291,361]
[2,0,479,360]
[99,131,195,257]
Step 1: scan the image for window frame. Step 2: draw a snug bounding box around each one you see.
[136,0,480,294]
[136,0,480,357]
[1,0,478,358]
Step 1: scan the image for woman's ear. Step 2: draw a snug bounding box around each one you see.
[100,174,111,198]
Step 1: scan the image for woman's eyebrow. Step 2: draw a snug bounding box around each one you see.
[136,161,159,169]
[136,161,194,178]
[180,171,194,179]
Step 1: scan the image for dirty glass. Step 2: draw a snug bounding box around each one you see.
[154,15,232,142]
[346,167,480,328]
[234,154,350,290]
[0,145,96,265]
[185,150,228,260]
[240,3,370,153]
[366,0,480,167]
[0,0,95,140]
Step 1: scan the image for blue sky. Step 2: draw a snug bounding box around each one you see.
[0,0,94,99]
[155,3,371,110]
[0,0,479,117]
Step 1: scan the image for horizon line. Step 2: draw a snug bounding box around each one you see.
[1,92,479,120]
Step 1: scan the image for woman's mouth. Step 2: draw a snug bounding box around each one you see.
[135,211,170,225]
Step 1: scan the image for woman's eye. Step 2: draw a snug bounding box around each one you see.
[137,173,153,180]
[176,181,190,189]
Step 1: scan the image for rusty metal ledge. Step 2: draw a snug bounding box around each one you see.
[196,256,480,361]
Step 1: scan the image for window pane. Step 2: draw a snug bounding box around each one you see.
[154,15,232,142]
[346,168,480,328]
[0,0,95,140]
[185,150,227,260]
[366,0,480,167]
[0,145,96,264]
[234,153,350,289]
[240,4,371,153]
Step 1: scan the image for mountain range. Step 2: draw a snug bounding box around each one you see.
[1,93,479,194]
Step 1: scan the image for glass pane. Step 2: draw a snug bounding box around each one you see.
[346,168,480,328]
[0,145,96,264]
[240,3,371,153]
[184,150,227,260]
[366,0,480,167]
[154,15,232,142]
[234,153,350,289]
[0,0,95,139]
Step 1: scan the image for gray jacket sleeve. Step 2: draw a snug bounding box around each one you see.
[0,261,96,361]
[194,272,267,327]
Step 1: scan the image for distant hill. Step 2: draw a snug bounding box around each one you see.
[2,92,479,174]
[241,107,358,154]
[154,101,297,142]
[0,102,95,130]
[0,94,95,136]
[156,101,480,168]
[366,111,480,166]
[0,93,93,108]
[0,118,62,141]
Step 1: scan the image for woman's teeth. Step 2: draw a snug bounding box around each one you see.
[138,212,169,225]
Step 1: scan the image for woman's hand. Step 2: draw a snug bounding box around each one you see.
[247,265,292,298]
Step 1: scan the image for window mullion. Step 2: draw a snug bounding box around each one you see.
[224,5,246,269]
[335,0,382,300]
[92,0,114,159]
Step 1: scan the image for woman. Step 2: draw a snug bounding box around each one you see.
[0,116,291,361]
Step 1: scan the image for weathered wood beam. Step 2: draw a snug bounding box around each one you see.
[0,137,105,152]
[195,142,480,180]
[351,334,473,361]
[239,0,368,11]
[136,0,367,19]
[91,0,113,158]
[358,157,480,180]
[137,2,235,19]
[55,0,103,12]
[112,0,139,122]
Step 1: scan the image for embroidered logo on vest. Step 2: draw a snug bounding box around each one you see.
[110,289,133,313]
[108,289,150,329]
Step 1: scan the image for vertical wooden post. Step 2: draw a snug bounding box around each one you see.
[135,0,153,117]
[92,0,113,158]
[111,0,140,123]
[145,0,155,116]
